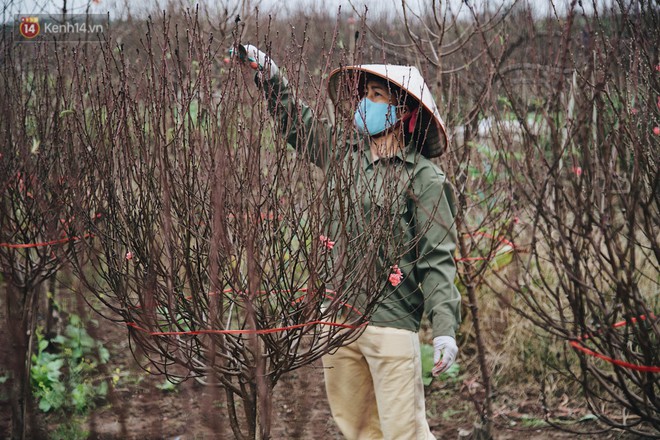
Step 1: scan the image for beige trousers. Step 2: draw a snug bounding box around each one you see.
[322,326,436,440]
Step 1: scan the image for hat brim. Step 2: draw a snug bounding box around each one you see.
[328,65,448,158]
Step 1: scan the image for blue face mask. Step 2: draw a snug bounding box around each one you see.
[354,98,399,136]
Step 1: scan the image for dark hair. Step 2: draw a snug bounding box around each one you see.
[363,74,418,110]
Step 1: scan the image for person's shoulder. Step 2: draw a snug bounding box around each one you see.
[409,154,447,187]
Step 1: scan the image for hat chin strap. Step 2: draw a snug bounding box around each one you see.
[407,108,419,133]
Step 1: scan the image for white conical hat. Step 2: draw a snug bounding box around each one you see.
[328,64,448,158]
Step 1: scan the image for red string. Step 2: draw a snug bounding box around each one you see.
[0,233,94,249]
[569,314,659,373]
[9,228,655,372]
[126,288,367,336]
[1,228,517,265]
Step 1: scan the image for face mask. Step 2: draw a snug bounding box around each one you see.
[354,98,399,136]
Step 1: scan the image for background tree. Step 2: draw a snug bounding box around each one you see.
[51,11,417,440]
[359,0,659,437]
[0,36,97,439]
[2,1,658,438]
[489,2,659,435]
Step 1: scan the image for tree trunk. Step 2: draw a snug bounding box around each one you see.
[456,227,493,439]
[6,281,38,440]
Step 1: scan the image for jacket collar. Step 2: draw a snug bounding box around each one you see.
[356,139,418,170]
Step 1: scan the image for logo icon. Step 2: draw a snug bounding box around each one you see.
[19,17,40,39]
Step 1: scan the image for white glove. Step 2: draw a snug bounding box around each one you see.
[432,336,458,376]
[229,44,279,79]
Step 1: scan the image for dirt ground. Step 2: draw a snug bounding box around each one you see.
[0,313,642,440]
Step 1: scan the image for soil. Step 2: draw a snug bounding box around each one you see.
[0,300,641,440]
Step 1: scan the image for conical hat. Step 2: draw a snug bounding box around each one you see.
[328,64,448,158]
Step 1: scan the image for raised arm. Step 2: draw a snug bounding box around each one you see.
[235,45,335,169]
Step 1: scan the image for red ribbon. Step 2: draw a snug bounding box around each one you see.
[0,233,94,249]
[407,107,419,133]
[125,288,367,336]
[569,314,659,373]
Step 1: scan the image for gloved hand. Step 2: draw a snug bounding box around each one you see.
[432,335,458,376]
[227,44,279,80]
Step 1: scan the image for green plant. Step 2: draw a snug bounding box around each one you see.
[31,329,66,412]
[421,343,461,386]
[156,378,182,392]
[520,415,548,428]
[30,314,109,414]
[50,417,90,440]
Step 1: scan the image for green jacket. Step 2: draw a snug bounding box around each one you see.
[260,74,461,338]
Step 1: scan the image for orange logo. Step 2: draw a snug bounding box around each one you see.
[19,17,40,39]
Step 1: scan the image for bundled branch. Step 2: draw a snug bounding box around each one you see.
[0,34,99,438]
[470,1,659,436]
[8,10,419,440]
[364,0,658,437]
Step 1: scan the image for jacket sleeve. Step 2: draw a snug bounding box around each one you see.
[414,173,462,339]
[257,73,334,170]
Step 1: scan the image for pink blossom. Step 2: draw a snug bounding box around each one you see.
[513,216,521,224]
[571,166,583,177]
[125,251,133,260]
[388,273,402,286]
[656,64,660,72]
[653,127,660,136]
[319,235,335,250]
[388,265,403,287]
[630,108,638,115]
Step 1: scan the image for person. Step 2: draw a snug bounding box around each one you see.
[231,45,461,440]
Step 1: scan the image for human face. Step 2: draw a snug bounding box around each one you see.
[364,80,397,106]
[354,80,410,137]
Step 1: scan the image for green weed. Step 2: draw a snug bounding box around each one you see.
[30,314,109,414]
